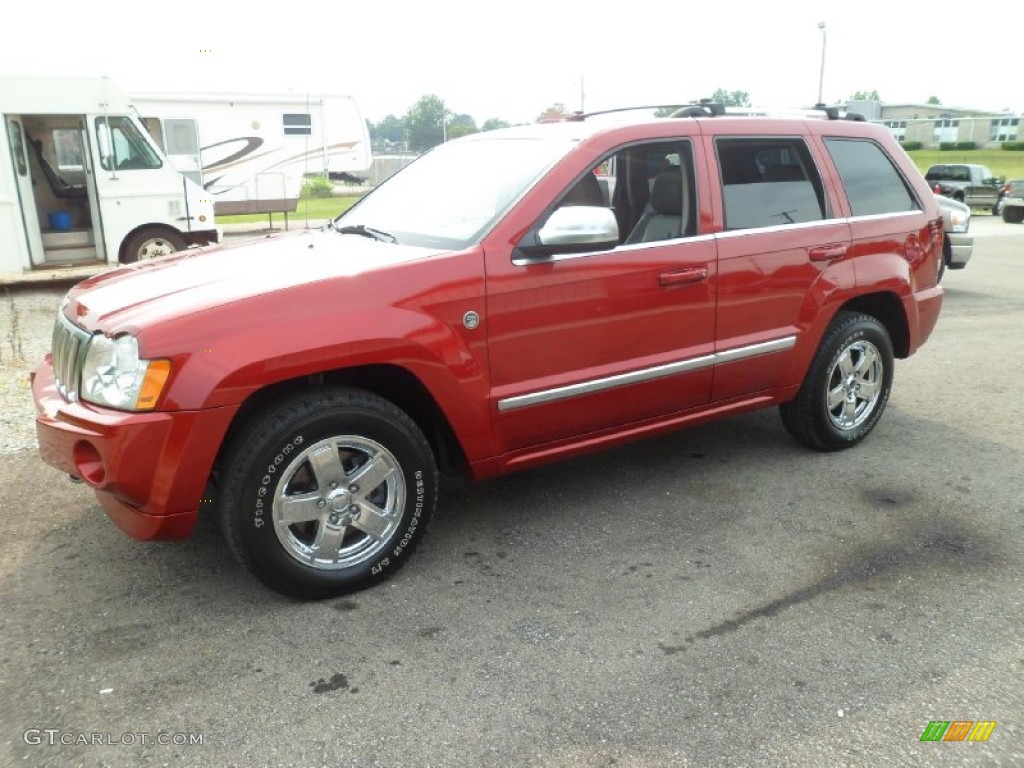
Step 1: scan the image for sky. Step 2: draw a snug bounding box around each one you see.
[2,1,1019,126]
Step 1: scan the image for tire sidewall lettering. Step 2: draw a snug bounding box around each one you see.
[252,435,306,529]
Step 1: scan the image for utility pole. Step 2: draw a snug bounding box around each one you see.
[817,22,827,105]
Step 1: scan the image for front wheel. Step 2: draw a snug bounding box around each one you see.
[122,228,185,263]
[218,387,438,598]
[780,312,894,451]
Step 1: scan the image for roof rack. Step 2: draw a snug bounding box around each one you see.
[812,103,866,121]
[669,100,727,118]
[558,101,866,123]
[562,100,726,122]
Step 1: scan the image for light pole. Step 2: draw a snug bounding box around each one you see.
[817,21,827,106]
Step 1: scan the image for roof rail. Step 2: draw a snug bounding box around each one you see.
[557,101,866,123]
[561,100,726,122]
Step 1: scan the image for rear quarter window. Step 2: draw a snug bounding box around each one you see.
[826,139,920,217]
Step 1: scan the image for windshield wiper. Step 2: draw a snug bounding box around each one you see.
[333,223,398,243]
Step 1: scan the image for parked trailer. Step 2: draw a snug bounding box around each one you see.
[0,75,217,275]
[132,92,372,216]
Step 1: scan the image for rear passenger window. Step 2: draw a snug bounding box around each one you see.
[825,138,920,216]
[716,138,828,230]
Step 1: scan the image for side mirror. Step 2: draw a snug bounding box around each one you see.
[536,205,619,248]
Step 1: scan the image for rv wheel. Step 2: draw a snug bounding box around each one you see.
[123,228,186,263]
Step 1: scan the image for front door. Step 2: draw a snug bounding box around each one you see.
[485,139,717,454]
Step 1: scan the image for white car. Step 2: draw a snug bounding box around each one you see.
[935,194,972,281]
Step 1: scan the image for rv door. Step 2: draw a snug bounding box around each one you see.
[4,117,45,267]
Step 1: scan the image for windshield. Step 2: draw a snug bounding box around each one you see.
[336,135,574,249]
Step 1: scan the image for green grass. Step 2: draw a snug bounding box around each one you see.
[216,194,363,225]
[907,149,1024,181]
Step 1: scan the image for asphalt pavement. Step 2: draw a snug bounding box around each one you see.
[0,217,1021,767]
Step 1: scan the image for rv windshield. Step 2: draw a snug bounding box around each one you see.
[336,136,573,249]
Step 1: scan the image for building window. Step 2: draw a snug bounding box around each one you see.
[283,113,312,136]
[933,119,959,143]
[989,118,1020,143]
[884,120,907,141]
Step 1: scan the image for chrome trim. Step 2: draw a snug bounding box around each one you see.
[845,210,922,224]
[51,312,91,403]
[715,219,838,238]
[497,355,715,412]
[714,335,796,364]
[497,335,796,412]
[512,234,716,266]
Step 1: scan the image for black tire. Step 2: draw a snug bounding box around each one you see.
[937,238,949,283]
[780,312,894,452]
[1002,208,1012,223]
[121,228,186,263]
[218,387,438,598]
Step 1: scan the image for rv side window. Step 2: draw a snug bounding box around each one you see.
[164,119,199,156]
[7,119,27,176]
[53,129,84,172]
[94,117,162,171]
[283,113,312,135]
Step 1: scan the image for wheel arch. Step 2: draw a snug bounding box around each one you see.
[118,223,186,263]
[217,364,469,479]
[836,291,910,358]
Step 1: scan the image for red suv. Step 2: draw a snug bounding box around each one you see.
[32,106,944,597]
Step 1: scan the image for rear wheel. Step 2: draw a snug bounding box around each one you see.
[780,312,894,451]
[218,387,438,598]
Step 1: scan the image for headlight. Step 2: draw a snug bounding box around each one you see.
[947,209,970,233]
[80,334,170,411]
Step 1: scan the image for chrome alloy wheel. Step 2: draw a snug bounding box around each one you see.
[825,340,884,430]
[271,436,405,570]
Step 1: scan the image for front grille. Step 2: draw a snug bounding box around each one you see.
[51,312,91,402]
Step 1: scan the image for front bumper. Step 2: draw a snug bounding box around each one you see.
[947,231,973,270]
[32,357,237,541]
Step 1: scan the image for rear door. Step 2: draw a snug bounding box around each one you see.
[706,130,853,402]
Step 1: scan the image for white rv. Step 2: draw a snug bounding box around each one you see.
[0,75,218,275]
[132,92,372,216]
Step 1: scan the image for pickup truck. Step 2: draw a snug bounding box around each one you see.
[924,164,1003,213]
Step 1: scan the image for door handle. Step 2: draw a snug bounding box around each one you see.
[809,244,847,262]
[659,267,708,287]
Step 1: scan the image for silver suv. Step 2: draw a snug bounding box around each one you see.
[935,194,972,281]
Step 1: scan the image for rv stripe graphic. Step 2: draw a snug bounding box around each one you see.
[920,720,997,742]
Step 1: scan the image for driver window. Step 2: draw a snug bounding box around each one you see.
[556,140,698,246]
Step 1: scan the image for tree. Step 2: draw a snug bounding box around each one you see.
[405,94,447,152]
[927,95,942,105]
[850,90,880,101]
[481,118,511,132]
[710,88,751,107]
[536,103,570,122]
[446,113,478,140]
[367,114,406,148]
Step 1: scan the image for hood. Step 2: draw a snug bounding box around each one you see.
[65,231,445,332]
